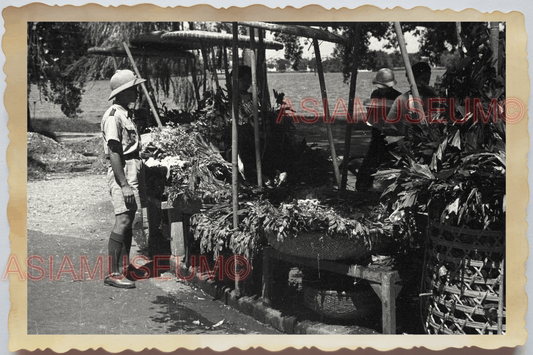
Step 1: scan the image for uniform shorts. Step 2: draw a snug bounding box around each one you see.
[107,158,147,215]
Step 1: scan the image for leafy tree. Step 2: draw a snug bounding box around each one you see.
[275,58,291,71]
[273,32,304,71]
[27,22,88,129]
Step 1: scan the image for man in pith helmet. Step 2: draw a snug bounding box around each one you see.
[101,69,147,288]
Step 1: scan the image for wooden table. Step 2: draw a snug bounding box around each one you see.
[160,200,201,272]
[262,247,402,334]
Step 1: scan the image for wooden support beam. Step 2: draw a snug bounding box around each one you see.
[249,27,263,188]
[231,22,241,296]
[122,42,163,128]
[341,23,362,191]
[393,23,424,123]
[313,38,341,188]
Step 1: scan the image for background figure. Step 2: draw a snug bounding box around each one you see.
[356,68,401,192]
[227,65,258,184]
[385,62,435,136]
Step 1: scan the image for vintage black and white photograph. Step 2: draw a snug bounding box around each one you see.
[25,18,508,336]
[6,4,527,352]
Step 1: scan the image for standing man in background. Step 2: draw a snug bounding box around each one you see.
[101,69,147,288]
[356,68,401,192]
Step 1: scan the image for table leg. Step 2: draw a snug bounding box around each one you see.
[262,247,273,306]
[381,272,396,334]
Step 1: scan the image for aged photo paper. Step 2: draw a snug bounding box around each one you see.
[3,3,528,353]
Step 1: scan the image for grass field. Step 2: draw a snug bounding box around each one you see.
[28,69,445,142]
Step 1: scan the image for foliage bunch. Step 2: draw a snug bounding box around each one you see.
[146,124,232,204]
[27,22,88,120]
[374,24,506,239]
[191,197,392,261]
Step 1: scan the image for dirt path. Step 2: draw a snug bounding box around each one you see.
[27,172,280,335]
[28,173,112,240]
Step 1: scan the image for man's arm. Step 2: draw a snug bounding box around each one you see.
[108,140,135,205]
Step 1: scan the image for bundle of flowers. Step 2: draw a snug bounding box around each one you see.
[142,123,232,205]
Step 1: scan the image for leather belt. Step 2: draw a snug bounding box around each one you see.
[105,152,140,160]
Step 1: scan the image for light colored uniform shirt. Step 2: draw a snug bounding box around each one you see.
[101,104,140,156]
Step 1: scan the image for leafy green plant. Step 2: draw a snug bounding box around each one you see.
[374,26,506,245]
[191,196,393,261]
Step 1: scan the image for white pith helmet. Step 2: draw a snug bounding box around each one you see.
[108,69,146,100]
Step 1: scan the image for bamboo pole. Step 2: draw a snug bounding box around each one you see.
[498,258,505,334]
[122,42,163,128]
[313,38,341,188]
[258,30,270,112]
[249,27,263,188]
[231,22,241,296]
[393,22,424,123]
[341,23,362,191]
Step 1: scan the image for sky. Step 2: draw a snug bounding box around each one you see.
[267,30,420,60]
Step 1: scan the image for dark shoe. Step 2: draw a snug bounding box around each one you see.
[127,265,149,281]
[104,273,136,288]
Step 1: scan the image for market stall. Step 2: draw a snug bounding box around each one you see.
[87,21,506,335]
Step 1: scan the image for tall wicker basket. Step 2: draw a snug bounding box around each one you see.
[420,220,505,335]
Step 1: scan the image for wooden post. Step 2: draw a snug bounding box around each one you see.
[262,247,273,306]
[313,38,341,188]
[341,23,362,191]
[258,30,270,112]
[122,42,163,128]
[381,272,396,334]
[498,258,505,334]
[231,22,241,295]
[249,27,263,188]
[393,22,424,122]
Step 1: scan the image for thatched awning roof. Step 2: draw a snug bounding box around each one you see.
[238,22,347,45]
[131,30,284,51]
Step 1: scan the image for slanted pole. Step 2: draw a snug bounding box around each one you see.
[313,38,341,188]
[341,23,362,191]
[249,27,263,188]
[122,42,162,128]
[231,22,241,296]
[393,22,424,122]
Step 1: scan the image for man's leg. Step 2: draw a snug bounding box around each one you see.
[105,211,136,288]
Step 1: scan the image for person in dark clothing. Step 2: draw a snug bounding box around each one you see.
[356,68,401,192]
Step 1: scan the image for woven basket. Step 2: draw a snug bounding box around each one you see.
[303,281,379,320]
[265,231,379,261]
[420,220,505,335]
